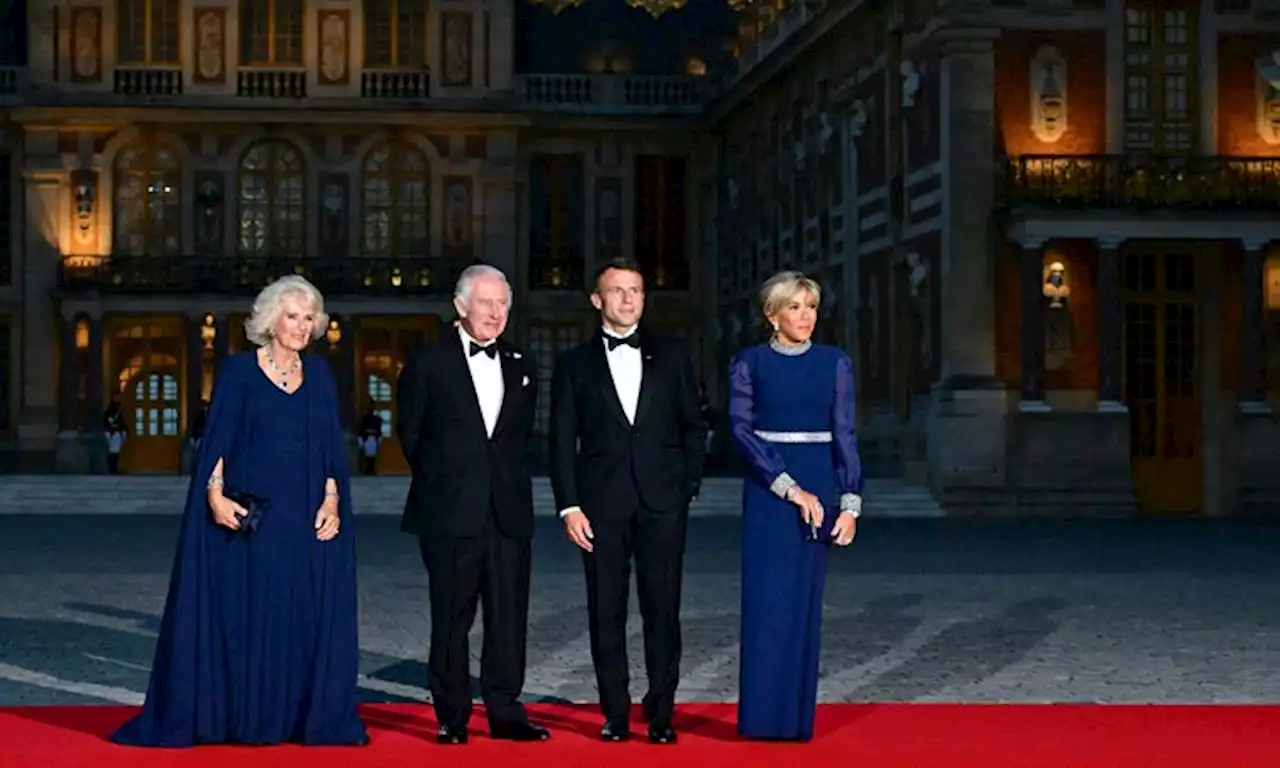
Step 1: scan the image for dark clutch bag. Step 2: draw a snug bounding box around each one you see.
[224,491,266,534]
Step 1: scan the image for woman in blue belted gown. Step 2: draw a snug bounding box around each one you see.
[729,270,863,742]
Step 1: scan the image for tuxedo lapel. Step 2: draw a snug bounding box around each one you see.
[491,343,524,438]
[633,330,656,426]
[589,335,632,428]
[441,335,488,435]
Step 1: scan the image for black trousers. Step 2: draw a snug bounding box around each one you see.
[419,517,532,730]
[582,504,688,724]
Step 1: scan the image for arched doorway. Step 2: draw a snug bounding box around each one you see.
[110,318,186,474]
[357,315,441,474]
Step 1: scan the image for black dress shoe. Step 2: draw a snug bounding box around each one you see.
[437,725,468,745]
[600,720,630,741]
[490,721,550,742]
[648,719,677,745]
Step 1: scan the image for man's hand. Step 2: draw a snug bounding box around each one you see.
[561,508,594,552]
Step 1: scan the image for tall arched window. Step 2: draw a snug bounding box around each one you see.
[361,142,429,256]
[113,140,182,256]
[237,140,305,255]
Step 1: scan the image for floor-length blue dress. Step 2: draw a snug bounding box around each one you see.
[111,352,367,747]
[729,342,863,741]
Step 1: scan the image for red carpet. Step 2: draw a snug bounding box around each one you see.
[1,702,1277,767]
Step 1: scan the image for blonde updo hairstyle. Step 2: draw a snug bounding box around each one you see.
[759,270,822,332]
[243,275,330,347]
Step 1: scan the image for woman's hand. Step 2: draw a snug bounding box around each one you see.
[208,491,246,531]
[789,488,824,530]
[830,511,858,547]
[315,497,340,541]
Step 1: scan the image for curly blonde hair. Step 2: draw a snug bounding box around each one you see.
[243,275,330,347]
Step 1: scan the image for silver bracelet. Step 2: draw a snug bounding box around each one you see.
[206,475,224,489]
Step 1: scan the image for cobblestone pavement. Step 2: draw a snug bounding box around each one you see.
[1,515,1279,707]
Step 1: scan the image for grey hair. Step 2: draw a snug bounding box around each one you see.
[759,270,822,320]
[454,263,513,307]
[244,275,330,347]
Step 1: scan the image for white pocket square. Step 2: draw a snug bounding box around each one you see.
[522,375,530,386]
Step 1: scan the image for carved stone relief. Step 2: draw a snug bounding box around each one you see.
[441,12,473,87]
[192,8,226,84]
[595,178,622,260]
[193,171,224,254]
[1257,50,1280,144]
[1042,260,1074,371]
[900,61,920,107]
[318,11,350,86]
[69,7,102,83]
[319,174,348,253]
[1030,45,1068,143]
[442,176,473,258]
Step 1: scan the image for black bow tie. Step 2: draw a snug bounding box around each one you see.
[606,334,640,351]
[469,341,498,359]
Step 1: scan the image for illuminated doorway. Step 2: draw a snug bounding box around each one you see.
[1123,246,1202,514]
[357,315,441,474]
[110,318,185,474]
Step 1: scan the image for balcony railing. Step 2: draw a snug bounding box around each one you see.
[56,255,475,297]
[517,74,705,115]
[1002,155,1280,211]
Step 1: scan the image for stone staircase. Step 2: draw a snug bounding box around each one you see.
[0,475,945,517]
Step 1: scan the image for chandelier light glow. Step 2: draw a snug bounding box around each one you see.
[528,0,752,17]
[527,0,589,13]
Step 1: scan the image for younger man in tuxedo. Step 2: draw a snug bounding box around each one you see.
[548,258,707,744]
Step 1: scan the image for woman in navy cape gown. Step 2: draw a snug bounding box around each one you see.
[729,271,863,742]
[111,276,367,747]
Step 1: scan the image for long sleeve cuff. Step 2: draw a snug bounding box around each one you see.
[840,493,863,516]
[769,472,798,499]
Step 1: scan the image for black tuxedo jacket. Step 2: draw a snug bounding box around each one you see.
[549,328,707,519]
[395,334,538,539]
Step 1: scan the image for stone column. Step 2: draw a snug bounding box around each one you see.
[1096,237,1126,412]
[334,315,357,429]
[935,25,1000,387]
[186,314,206,417]
[84,315,105,472]
[56,314,79,432]
[21,175,62,452]
[927,23,1009,498]
[84,316,104,421]
[1239,240,1269,413]
[213,314,231,369]
[1018,238,1049,410]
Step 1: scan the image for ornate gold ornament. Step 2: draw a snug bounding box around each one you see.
[626,0,688,17]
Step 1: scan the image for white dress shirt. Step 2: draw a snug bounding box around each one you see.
[603,325,642,424]
[460,326,504,437]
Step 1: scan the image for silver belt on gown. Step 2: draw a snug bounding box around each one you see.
[753,429,833,443]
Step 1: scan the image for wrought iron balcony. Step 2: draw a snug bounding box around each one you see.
[55,254,474,297]
[1002,155,1280,211]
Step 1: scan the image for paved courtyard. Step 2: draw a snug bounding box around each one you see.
[1,513,1279,707]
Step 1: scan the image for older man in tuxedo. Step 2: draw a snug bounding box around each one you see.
[549,257,707,744]
[396,264,549,745]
